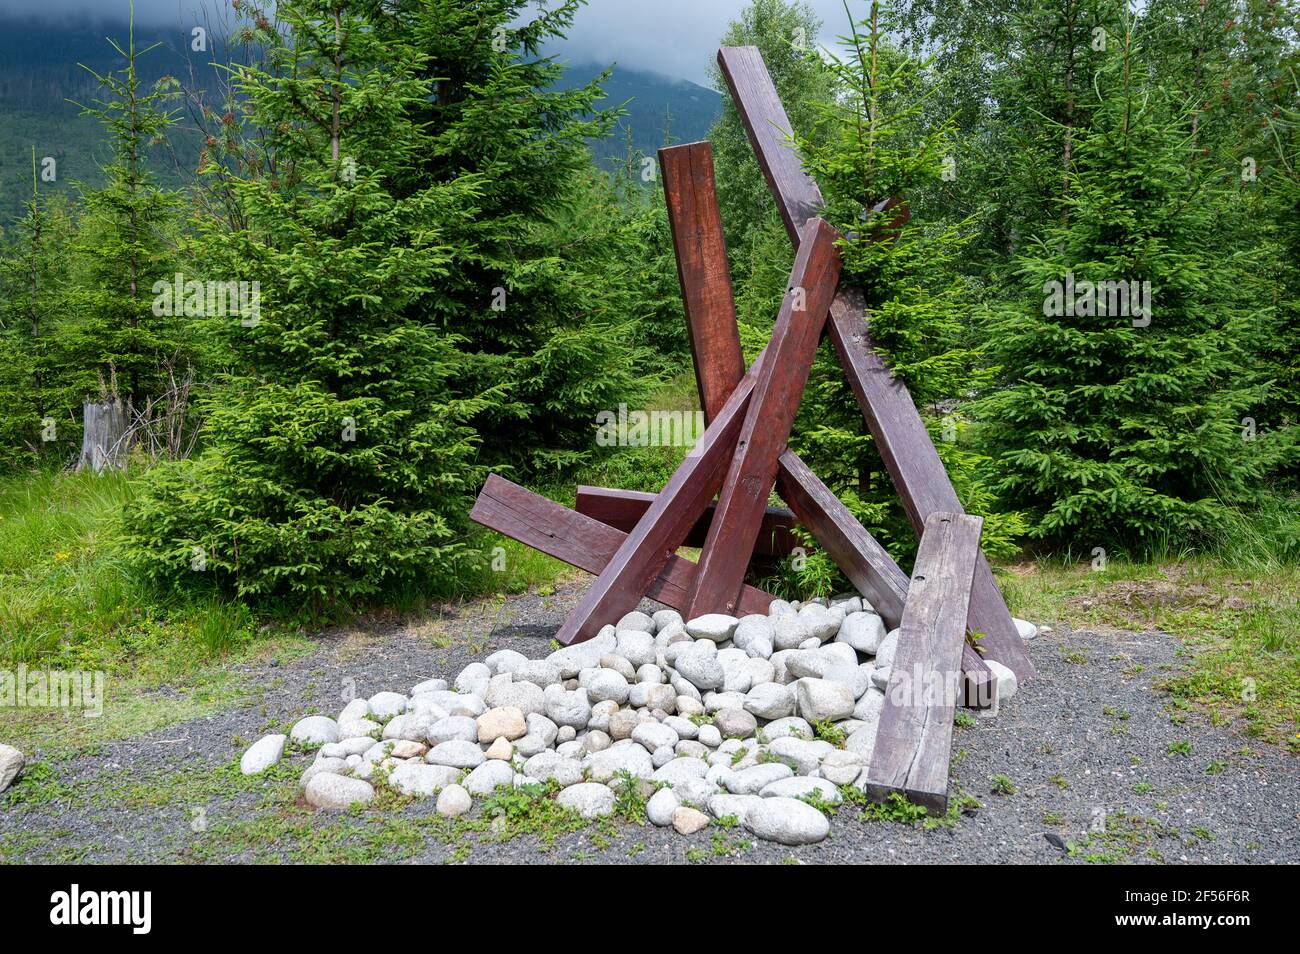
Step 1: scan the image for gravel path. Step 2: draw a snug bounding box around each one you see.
[2,582,1296,864]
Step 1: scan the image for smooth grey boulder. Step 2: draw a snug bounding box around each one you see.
[675,642,725,691]
[548,625,617,678]
[583,743,654,782]
[437,784,472,817]
[300,757,348,788]
[586,669,630,705]
[797,603,843,642]
[617,611,656,634]
[708,793,764,823]
[794,678,856,723]
[409,678,447,696]
[557,782,616,818]
[836,611,887,654]
[713,707,758,740]
[686,613,738,642]
[763,716,813,741]
[632,722,679,752]
[651,756,709,787]
[745,796,831,844]
[615,630,656,668]
[875,629,900,667]
[523,751,584,787]
[771,615,811,651]
[240,734,287,775]
[368,691,409,720]
[542,685,591,729]
[759,775,841,802]
[484,649,528,675]
[647,786,680,826]
[453,663,492,697]
[462,759,515,795]
[744,682,795,720]
[425,715,479,746]
[485,678,546,716]
[724,762,794,795]
[427,739,487,769]
[390,762,460,797]
[819,749,867,785]
[767,736,834,775]
[511,659,562,688]
[305,773,375,810]
[652,609,683,633]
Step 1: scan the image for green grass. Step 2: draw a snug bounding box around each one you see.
[996,527,1300,750]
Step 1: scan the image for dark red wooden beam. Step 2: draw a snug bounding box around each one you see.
[661,141,746,425]
[687,218,841,616]
[575,485,799,557]
[470,474,774,617]
[716,44,1034,682]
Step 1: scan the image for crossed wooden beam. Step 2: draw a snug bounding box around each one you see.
[469,47,1034,809]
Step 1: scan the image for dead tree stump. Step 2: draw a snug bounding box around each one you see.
[78,400,128,472]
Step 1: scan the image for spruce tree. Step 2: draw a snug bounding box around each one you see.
[779,1,1025,571]
[371,0,654,475]
[976,27,1274,546]
[62,9,184,413]
[0,154,75,468]
[122,0,487,609]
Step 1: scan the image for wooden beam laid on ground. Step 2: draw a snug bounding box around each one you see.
[863,512,982,813]
[470,474,774,618]
[576,485,800,558]
[660,141,745,425]
[716,44,1034,683]
[687,218,842,616]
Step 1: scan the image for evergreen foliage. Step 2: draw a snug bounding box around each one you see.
[975,26,1280,545]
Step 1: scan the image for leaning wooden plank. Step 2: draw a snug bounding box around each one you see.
[660,141,745,424]
[774,451,991,703]
[826,296,1033,686]
[687,219,842,617]
[863,511,982,813]
[655,139,986,694]
[773,450,906,623]
[469,475,773,617]
[715,47,822,246]
[553,341,773,644]
[575,486,800,558]
[716,44,1034,683]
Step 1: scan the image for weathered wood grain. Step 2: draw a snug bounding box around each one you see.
[470,474,773,617]
[687,218,841,616]
[863,512,982,813]
[717,44,1034,683]
[660,142,745,423]
[575,485,799,557]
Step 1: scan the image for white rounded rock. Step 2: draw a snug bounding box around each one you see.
[686,613,739,642]
[647,786,680,826]
[289,716,339,747]
[240,734,286,775]
[305,773,375,810]
[557,782,616,818]
[437,783,472,817]
[745,796,831,844]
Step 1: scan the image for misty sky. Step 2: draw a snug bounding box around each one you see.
[0,0,863,84]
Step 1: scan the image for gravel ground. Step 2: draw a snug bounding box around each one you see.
[2,582,1296,865]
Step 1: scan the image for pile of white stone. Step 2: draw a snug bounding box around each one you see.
[240,597,1038,846]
